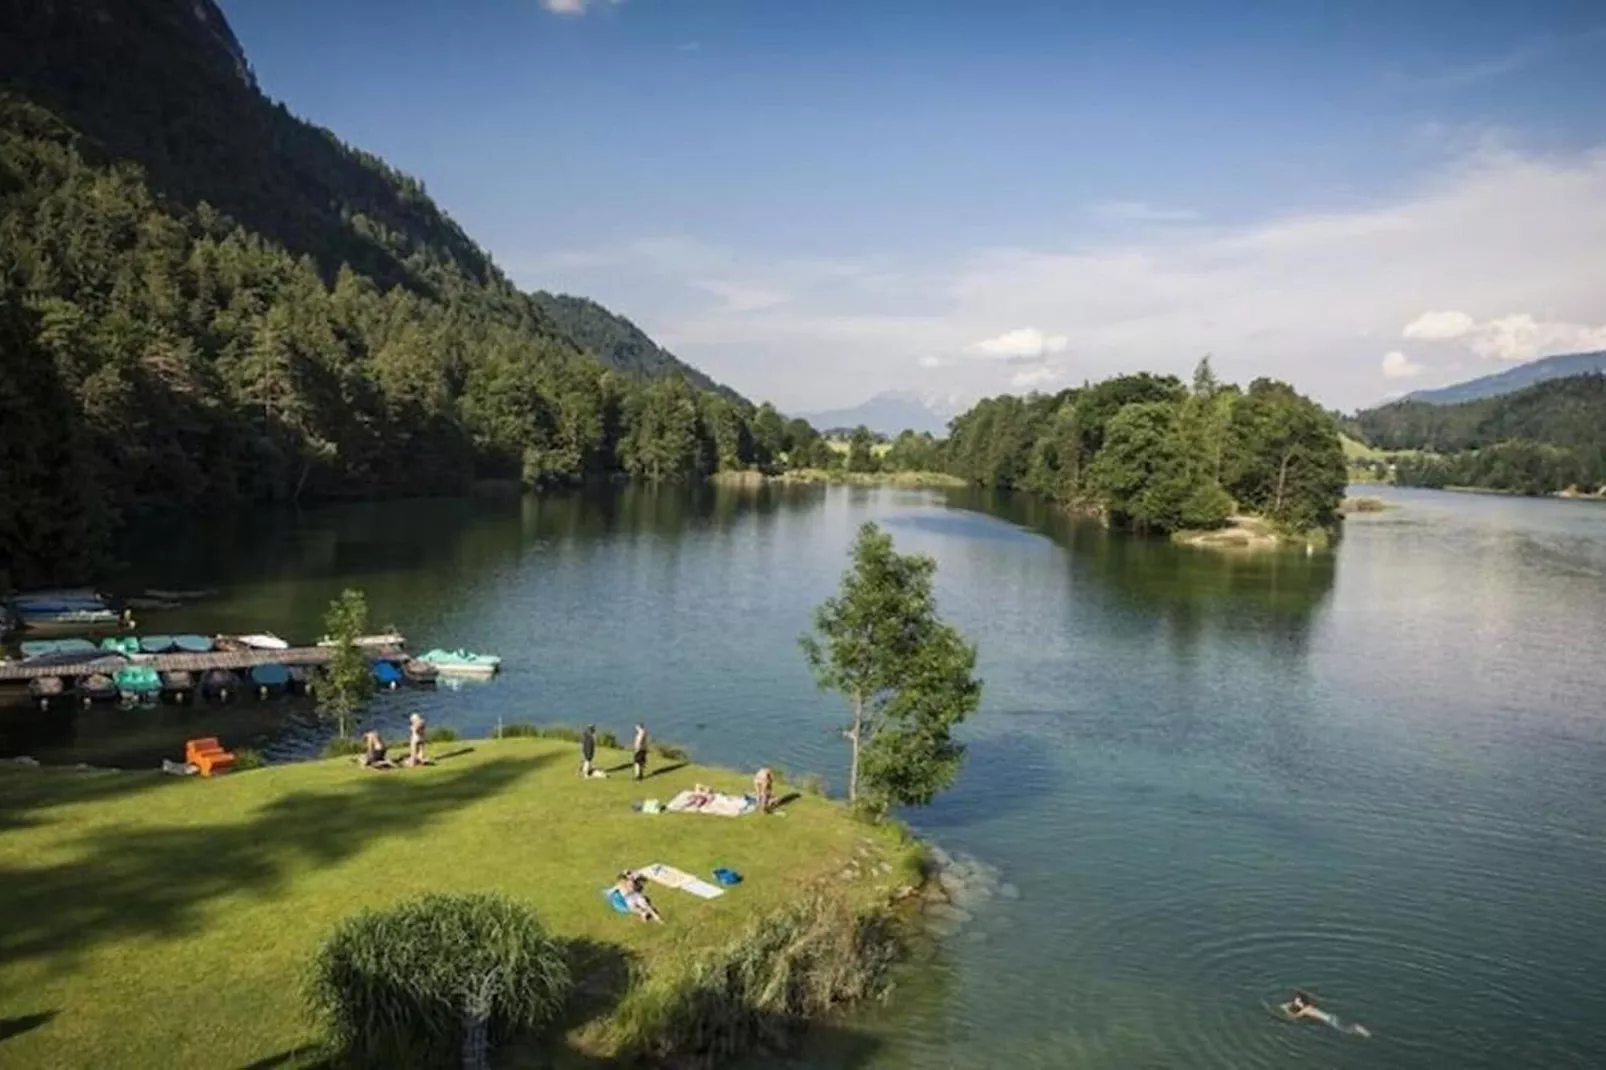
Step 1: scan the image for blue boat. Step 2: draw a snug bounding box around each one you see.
[139,635,177,654]
[250,663,291,697]
[173,634,213,653]
[54,638,99,656]
[20,639,59,658]
[372,660,403,689]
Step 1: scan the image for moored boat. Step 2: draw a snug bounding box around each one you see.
[372,659,403,690]
[28,675,67,708]
[317,632,406,649]
[139,635,177,654]
[249,663,291,698]
[201,669,241,702]
[114,665,162,699]
[79,673,118,703]
[402,657,440,685]
[418,648,501,677]
[239,633,288,651]
[286,665,313,695]
[161,670,196,702]
[101,636,140,655]
[173,634,213,653]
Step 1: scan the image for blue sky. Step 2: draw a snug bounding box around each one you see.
[220,0,1606,411]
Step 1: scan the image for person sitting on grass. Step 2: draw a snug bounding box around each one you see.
[754,766,774,813]
[616,871,662,923]
[360,730,394,770]
[403,712,433,767]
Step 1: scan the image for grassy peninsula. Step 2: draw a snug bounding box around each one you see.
[0,738,921,1068]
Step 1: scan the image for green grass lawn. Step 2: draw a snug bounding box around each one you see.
[0,739,913,1067]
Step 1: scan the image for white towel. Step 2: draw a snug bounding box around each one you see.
[639,863,724,899]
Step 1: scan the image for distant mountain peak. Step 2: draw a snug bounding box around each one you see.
[1400,349,1606,406]
[797,391,959,436]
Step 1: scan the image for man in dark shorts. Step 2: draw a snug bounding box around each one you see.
[632,722,648,781]
[580,723,596,778]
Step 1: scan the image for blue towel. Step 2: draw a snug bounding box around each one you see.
[603,887,631,914]
[712,867,742,886]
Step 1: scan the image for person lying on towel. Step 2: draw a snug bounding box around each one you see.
[616,871,663,923]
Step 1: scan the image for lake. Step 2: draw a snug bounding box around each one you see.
[4,482,1605,1068]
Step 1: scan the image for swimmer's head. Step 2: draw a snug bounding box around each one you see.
[1292,990,1312,1008]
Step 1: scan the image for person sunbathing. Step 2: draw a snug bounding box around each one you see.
[685,784,717,808]
[360,731,394,770]
[615,871,662,923]
[1281,990,1370,1037]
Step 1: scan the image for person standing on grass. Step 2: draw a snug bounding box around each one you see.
[633,722,649,781]
[580,723,596,778]
[754,766,774,813]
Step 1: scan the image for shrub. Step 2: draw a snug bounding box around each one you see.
[308,892,571,1069]
[425,726,459,744]
[322,737,365,759]
[652,742,689,762]
[535,724,582,744]
[798,773,828,798]
[597,730,621,750]
[232,748,265,771]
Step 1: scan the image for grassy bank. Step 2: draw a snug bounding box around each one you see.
[769,468,965,488]
[0,739,920,1068]
[1170,514,1331,552]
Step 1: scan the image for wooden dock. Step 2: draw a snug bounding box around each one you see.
[0,645,404,682]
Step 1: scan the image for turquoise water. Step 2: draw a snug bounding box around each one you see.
[4,483,1604,1067]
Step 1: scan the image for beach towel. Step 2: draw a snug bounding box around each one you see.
[664,790,756,817]
[603,887,631,914]
[639,863,725,899]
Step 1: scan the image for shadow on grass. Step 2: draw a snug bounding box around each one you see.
[647,761,690,779]
[0,766,171,835]
[431,747,475,761]
[0,1010,57,1043]
[0,755,552,976]
[770,792,803,812]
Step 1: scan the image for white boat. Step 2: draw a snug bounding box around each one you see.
[239,633,289,651]
[418,649,500,677]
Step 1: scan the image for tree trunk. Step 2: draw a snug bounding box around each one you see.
[1274,450,1292,516]
[460,1010,489,1070]
[848,691,863,803]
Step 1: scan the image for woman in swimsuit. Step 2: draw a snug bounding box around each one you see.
[361,730,394,769]
[406,712,432,766]
[1282,990,1370,1037]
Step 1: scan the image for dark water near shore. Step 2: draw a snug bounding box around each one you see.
[5,483,1605,1068]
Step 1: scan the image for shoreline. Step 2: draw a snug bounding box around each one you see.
[0,739,933,1068]
[711,468,966,489]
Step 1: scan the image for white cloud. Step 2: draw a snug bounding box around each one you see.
[967,327,1069,361]
[1464,313,1606,362]
[1381,350,1425,379]
[1403,309,1476,340]
[1402,309,1606,362]
[540,0,620,15]
[512,145,1606,411]
[1086,201,1200,224]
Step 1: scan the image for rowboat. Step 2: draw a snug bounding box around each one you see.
[250,663,291,697]
[79,673,118,703]
[22,639,100,660]
[28,675,66,707]
[201,669,241,701]
[372,660,403,689]
[418,649,501,677]
[402,658,440,685]
[239,634,288,651]
[173,635,213,653]
[160,670,196,701]
[139,635,177,654]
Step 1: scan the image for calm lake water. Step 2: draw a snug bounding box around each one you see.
[4,483,1605,1068]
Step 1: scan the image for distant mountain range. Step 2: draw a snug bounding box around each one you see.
[797,391,966,437]
[1403,349,1606,406]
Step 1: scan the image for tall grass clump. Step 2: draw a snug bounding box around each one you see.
[308,892,571,1070]
[496,722,544,739]
[612,890,902,1065]
[232,748,265,771]
[424,726,460,744]
[652,741,690,762]
[321,737,365,759]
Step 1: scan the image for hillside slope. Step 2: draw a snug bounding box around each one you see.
[0,0,763,587]
[1402,349,1606,405]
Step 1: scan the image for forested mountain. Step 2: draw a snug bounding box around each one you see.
[1354,374,1606,495]
[1402,349,1606,406]
[928,363,1346,534]
[0,0,802,588]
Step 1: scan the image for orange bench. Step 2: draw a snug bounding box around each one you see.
[185,737,236,778]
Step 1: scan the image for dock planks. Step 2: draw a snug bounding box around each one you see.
[0,645,404,682]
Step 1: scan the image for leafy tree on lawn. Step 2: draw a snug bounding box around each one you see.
[847,425,879,473]
[319,588,374,739]
[801,523,982,812]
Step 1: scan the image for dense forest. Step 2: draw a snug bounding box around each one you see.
[0,0,826,587]
[871,362,1348,534]
[1352,374,1606,495]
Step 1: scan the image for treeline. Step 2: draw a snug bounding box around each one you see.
[1352,374,1606,496]
[0,0,844,588]
[0,96,827,588]
[865,362,1347,533]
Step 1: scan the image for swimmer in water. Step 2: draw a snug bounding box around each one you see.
[1281,990,1371,1038]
